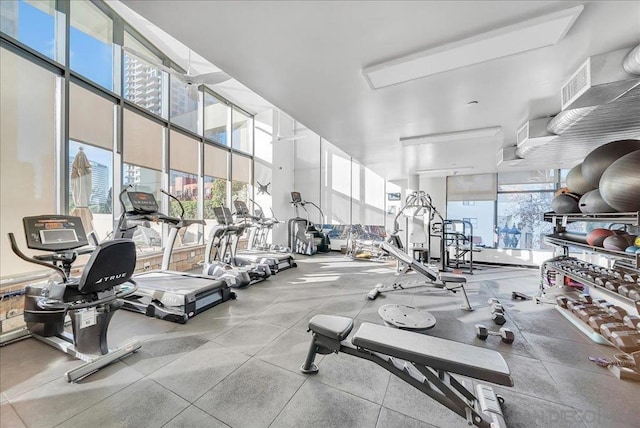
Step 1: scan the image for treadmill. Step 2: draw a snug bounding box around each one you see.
[233,201,296,273]
[115,189,236,324]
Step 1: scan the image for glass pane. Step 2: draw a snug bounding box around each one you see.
[254,110,273,163]
[170,130,199,175]
[123,108,164,171]
[232,108,252,153]
[122,164,163,251]
[69,82,114,150]
[170,74,199,133]
[204,92,228,146]
[124,30,161,63]
[231,181,249,204]
[204,175,227,242]
[1,0,61,62]
[123,51,165,116]
[498,169,556,184]
[1,46,57,276]
[204,143,228,179]
[169,170,198,220]
[70,0,113,91]
[68,141,112,242]
[446,200,496,248]
[498,183,556,192]
[497,192,554,249]
[447,173,496,201]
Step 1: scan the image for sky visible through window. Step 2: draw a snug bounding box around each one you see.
[11,0,114,90]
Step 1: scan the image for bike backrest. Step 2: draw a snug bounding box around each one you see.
[78,239,136,294]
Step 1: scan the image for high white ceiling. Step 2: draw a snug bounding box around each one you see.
[121,0,640,179]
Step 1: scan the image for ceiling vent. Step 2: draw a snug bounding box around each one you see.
[560,46,640,111]
[515,117,556,157]
[496,146,521,166]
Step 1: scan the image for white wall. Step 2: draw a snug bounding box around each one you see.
[270,113,296,245]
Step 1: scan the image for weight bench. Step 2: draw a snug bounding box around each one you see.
[368,241,473,311]
[301,315,512,428]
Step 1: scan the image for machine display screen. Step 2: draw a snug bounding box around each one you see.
[127,192,159,213]
[291,191,302,203]
[213,207,227,224]
[40,229,78,244]
[23,215,88,251]
[234,201,250,215]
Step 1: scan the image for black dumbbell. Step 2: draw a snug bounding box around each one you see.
[475,324,515,344]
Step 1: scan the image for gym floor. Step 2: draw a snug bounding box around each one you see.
[1,254,639,428]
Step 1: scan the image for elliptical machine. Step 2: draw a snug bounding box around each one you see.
[5,215,141,382]
[288,191,331,255]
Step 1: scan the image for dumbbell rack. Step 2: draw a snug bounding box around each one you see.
[542,212,640,381]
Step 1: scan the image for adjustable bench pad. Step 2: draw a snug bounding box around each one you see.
[352,322,513,386]
[309,315,353,340]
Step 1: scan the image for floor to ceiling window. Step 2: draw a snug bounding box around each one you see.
[0,47,58,276]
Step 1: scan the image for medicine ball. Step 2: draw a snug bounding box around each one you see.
[566,163,595,195]
[555,187,571,197]
[599,150,640,212]
[586,228,615,247]
[578,189,616,213]
[636,236,640,247]
[625,234,637,246]
[581,140,640,188]
[602,235,630,251]
[551,192,580,214]
[626,246,639,254]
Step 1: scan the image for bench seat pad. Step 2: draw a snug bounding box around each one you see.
[309,315,354,340]
[352,322,512,386]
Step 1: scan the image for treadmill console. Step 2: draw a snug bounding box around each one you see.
[234,200,250,216]
[23,215,88,251]
[291,191,302,203]
[213,207,228,225]
[126,191,159,214]
[222,208,235,223]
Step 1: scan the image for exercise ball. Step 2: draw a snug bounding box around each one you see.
[602,235,630,251]
[566,163,595,195]
[555,187,571,197]
[625,234,637,246]
[626,246,639,254]
[582,139,640,188]
[551,193,580,214]
[586,228,615,247]
[578,189,615,213]
[636,236,640,247]
[599,150,640,212]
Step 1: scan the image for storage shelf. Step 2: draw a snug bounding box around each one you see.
[544,236,639,269]
[548,263,639,316]
[543,211,639,226]
[542,211,640,378]
[555,305,611,345]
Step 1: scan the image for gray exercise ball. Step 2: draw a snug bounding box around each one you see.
[566,163,595,195]
[578,189,616,213]
[552,193,580,214]
[581,139,640,188]
[599,150,640,212]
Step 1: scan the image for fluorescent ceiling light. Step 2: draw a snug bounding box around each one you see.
[363,5,584,89]
[416,166,474,175]
[401,126,501,146]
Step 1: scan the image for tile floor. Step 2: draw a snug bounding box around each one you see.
[1,254,639,428]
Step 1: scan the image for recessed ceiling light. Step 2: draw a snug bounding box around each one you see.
[401,126,502,146]
[363,5,584,89]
